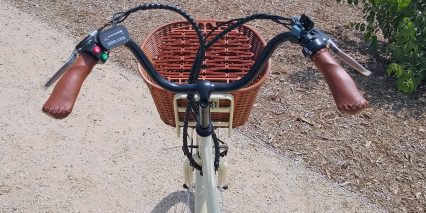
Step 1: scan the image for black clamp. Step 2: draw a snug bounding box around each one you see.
[196,122,214,137]
[299,28,329,57]
[289,14,314,43]
[290,14,330,57]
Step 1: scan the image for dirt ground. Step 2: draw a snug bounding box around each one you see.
[4,0,425,212]
[0,1,386,212]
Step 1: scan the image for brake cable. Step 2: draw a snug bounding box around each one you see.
[206,14,292,49]
[102,5,293,173]
[103,3,208,76]
[182,13,293,172]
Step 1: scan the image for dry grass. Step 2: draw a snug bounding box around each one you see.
[7,0,425,212]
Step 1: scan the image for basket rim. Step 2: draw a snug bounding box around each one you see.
[137,19,271,92]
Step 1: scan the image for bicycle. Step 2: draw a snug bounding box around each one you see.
[42,3,370,213]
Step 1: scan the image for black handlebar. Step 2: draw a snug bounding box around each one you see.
[125,40,198,93]
[43,5,369,119]
[122,13,328,94]
[126,32,293,94]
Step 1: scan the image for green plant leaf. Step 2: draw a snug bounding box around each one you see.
[355,23,360,30]
[396,0,411,10]
[344,0,425,93]
[369,35,378,52]
[360,23,366,31]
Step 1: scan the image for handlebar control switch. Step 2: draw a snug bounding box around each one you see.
[300,28,329,57]
[98,25,130,51]
[75,31,109,64]
[290,15,331,57]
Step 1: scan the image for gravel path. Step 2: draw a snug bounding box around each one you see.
[3,0,426,212]
[0,1,385,212]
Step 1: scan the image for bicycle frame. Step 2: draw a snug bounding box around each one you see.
[195,98,218,212]
[177,93,233,213]
[195,135,219,212]
[178,93,231,213]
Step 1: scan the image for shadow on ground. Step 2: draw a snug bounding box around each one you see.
[151,191,194,213]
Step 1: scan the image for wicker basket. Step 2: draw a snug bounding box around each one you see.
[138,20,270,128]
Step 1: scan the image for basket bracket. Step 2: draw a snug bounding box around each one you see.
[173,93,234,138]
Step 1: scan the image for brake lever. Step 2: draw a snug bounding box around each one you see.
[44,29,106,87]
[294,17,372,77]
[44,50,79,87]
[327,40,372,76]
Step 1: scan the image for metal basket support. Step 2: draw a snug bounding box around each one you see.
[173,93,234,138]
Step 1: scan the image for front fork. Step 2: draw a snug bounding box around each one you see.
[183,140,229,189]
[183,135,229,212]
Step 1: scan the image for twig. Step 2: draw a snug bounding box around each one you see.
[318,136,345,141]
[296,117,314,126]
[268,132,278,144]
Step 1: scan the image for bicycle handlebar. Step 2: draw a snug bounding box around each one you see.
[125,32,288,93]
[42,12,369,119]
[43,54,96,118]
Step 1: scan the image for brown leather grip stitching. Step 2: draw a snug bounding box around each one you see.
[312,49,368,115]
[42,54,97,119]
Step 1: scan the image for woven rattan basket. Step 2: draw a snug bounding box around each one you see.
[138,20,270,128]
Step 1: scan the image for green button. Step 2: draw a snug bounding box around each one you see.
[101,52,109,62]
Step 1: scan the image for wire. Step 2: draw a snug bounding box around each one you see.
[101,4,294,173]
[185,14,291,85]
[106,3,205,44]
[107,3,208,171]
[206,14,292,49]
[183,13,293,172]
[103,3,208,78]
[182,97,202,171]
[185,14,291,81]
[204,18,243,39]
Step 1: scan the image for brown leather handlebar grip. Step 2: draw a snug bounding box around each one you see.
[42,54,97,119]
[312,49,367,115]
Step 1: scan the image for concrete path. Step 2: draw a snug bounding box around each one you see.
[0,1,384,212]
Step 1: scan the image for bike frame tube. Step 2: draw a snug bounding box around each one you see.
[195,135,219,213]
[194,90,219,213]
